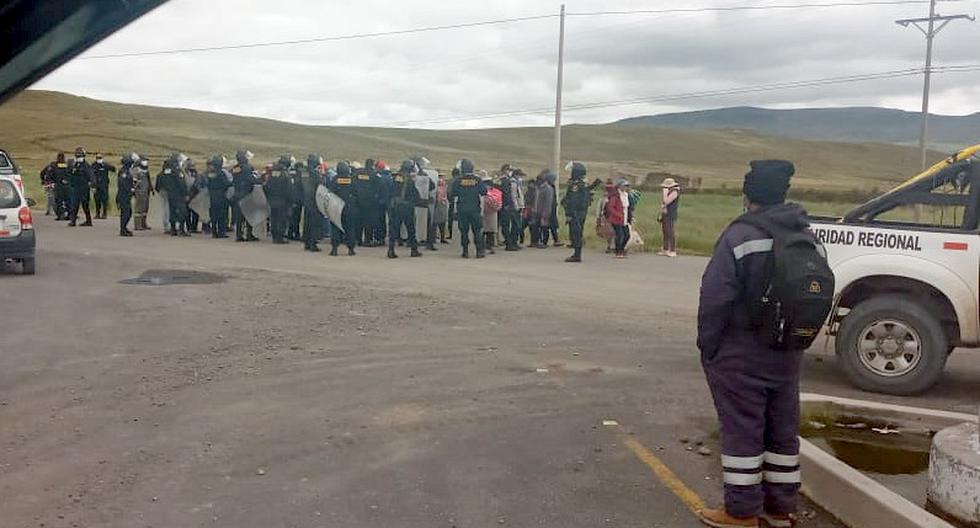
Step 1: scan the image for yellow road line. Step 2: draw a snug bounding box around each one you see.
[622,433,706,515]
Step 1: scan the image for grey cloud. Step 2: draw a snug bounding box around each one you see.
[32,0,980,128]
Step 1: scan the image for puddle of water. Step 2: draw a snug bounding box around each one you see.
[119,269,225,286]
[802,416,932,505]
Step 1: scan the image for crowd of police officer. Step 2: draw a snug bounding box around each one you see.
[41,148,602,262]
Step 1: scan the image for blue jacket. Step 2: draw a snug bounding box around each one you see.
[697,203,811,361]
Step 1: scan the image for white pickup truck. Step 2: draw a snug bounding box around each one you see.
[811,145,980,395]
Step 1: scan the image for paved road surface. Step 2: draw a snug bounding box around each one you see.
[2,216,977,528]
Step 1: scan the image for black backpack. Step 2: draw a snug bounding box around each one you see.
[737,213,835,351]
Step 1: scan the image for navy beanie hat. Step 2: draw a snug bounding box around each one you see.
[743,160,794,205]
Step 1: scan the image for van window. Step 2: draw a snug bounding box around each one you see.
[0,180,20,209]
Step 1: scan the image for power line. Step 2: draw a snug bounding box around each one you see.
[368,65,980,127]
[78,0,944,60]
[78,14,558,59]
[566,0,955,17]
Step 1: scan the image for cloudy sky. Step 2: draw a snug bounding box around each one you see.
[33,0,980,128]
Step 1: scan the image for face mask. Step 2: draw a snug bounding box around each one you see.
[96,159,103,164]
[76,157,85,163]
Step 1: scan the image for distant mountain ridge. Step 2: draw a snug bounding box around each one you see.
[617,106,980,150]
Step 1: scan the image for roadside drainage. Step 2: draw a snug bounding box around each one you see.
[799,393,975,528]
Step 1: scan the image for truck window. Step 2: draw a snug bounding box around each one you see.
[873,176,971,229]
[843,155,980,231]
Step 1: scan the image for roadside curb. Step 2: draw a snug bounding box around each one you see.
[798,393,973,528]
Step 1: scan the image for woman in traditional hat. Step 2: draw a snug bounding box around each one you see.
[658,177,681,257]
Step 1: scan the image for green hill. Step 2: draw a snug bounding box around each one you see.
[618,106,980,152]
[0,90,948,198]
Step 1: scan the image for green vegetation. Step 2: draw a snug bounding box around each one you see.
[580,192,852,255]
[0,90,938,254]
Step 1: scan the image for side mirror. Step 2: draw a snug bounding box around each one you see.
[26,197,37,207]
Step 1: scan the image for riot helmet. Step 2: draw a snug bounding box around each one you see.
[336,160,351,177]
[236,150,254,165]
[457,158,475,176]
[569,161,587,180]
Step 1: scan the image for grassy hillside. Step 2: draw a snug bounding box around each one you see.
[0,90,946,203]
[619,106,980,152]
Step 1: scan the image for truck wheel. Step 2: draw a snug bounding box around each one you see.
[21,257,35,275]
[835,294,947,395]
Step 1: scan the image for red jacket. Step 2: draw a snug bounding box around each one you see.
[604,187,627,226]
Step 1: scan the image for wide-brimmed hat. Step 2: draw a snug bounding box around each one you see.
[661,177,679,188]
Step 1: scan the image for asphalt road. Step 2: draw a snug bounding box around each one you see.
[2,216,977,528]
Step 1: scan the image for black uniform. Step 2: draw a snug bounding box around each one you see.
[231,157,260,242]
[301,156,323,252]
[42,159,70,220]
[116,164,135,236]
[498,172,521,250]
[67,157,93,226]
[449,160,486,258]
[91,160,116,219]
[386,161,422,258]
[560,163,596,262]
[328,161,358,255]
[353,161,381,246]
[205,160,232,238]
[265,163,291,244]
[155,161,190,236]
[282,165,300,241]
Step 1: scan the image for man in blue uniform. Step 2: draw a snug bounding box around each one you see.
[697,160,805,528]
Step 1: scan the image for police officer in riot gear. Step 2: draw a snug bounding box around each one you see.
[41,152,71,220]
[231,149,260,242]
[265,155,292,244]
[116,154,136,236]
[91,153,116,219]
[386,159,423,259]
[205,155,232,238]
[374,161,391,245]
[301,154,324,252]
[449,158,486,258]
[328,160,358,256]
[67,147,94,226]
[132,158,153,231]
[156,156,191,236]
[353,158,381,246]
[284,155,303,241]
[560,162,598,263]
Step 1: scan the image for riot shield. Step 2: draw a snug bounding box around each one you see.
[315,184,346,231]
[238,184,270,228]
[188,188,211,224]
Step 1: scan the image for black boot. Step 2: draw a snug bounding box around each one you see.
[411,246,422,257]
[565,249,582,263]
[387,242,398,259]
[347,247,356,256]
[329,247,339,256]
[461,246,469,259]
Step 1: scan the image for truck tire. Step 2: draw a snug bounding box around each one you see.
[835,294,947,395]
[21,257,35,275]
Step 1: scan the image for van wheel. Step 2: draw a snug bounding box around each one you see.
[835,294,947,395]
[21,257,35,275]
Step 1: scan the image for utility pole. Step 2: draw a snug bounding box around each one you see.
[553,4,566,194]
[896,0,974,171]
